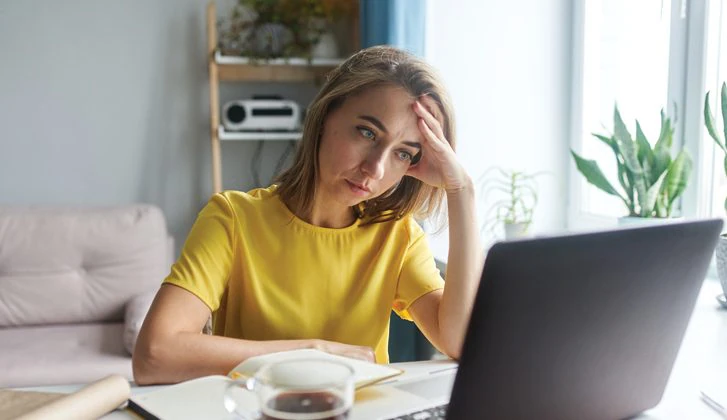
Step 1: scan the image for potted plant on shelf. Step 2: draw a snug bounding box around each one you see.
[703,82,727,299]
[218,0,355,61]
[479,167,542,240]
[571,105,693,223]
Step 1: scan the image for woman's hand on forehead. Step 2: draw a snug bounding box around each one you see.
[407,95,470,193]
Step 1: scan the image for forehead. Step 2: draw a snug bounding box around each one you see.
[334,85,417,128]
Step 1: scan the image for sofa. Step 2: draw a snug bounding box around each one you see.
[0,205,172,387]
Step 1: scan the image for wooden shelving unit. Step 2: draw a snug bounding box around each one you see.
[206,1,357,193]
[217,127,303,142]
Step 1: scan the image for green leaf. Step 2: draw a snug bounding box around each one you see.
[613,107,648,215]
[571,151,626,200]
[704,91,726,152]
[635,121,655,185]
[592,133,632,200]
[655,196,667,218]
[613,106,642,175]
[635,121,652,161]
[721,82,727,146]
[663,150,693,214]
[593,133,615,148]
[724,153,727,179]
[617,159,632,197]
[651,112,674,187]
[643,170,669,217]
[655,109,673,150]
[621,164,635,214]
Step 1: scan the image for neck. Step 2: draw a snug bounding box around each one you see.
[305,199,357,228]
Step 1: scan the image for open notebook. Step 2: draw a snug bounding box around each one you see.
[128,349,403,420]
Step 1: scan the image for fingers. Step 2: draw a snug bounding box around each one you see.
[418,95,445,126]
[344,346,376,363]
[417,117,447,155]
[413,99,445,141]
[315,340,376,363]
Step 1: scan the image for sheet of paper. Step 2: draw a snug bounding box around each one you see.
[0,390,65,420]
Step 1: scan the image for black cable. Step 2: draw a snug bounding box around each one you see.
[273,140,296,178]
[250,140,264,187]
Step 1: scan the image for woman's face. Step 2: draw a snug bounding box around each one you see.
[317,85,422,209]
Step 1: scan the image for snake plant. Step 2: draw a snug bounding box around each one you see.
[704,82,727,213]
[571,105,692,218]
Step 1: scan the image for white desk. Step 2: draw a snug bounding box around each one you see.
[16,278,727,419]
[636,277,727,419]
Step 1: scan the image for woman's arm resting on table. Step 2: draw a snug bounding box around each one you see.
[132,284,375,385]
[408,183,483,360]
[406,97,484,360]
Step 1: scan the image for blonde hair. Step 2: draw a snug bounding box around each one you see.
[275,45,456,226]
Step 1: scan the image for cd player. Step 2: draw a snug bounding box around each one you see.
[222,97,301,131]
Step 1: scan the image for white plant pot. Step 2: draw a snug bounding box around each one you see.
[311,32,339,59]
[504,222,529,240]
[715,235,727,296]
[617,216,683,226]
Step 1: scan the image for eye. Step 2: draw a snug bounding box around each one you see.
[357,126,376,140]
[396,150,413,162]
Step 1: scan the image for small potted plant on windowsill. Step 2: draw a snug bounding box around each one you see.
[571,105,693,224]
[479,167,542,240]
[704,82,727,302]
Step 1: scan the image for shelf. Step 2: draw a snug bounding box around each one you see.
[214,51,343,83]
[218,126,302,141]
[215,51,345,66]
[205,0,359,193]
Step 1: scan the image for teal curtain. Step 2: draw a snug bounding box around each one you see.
[360,0,426,57]
[359,0,430,363]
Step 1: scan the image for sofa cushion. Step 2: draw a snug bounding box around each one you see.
[0,205,169,327]
[0,323,132,387]
[123,289,158,355]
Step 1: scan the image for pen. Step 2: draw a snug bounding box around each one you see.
[700,391,727,418]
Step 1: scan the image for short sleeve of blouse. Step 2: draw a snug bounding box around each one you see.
[163,193,236,312]
[392,219,445,321]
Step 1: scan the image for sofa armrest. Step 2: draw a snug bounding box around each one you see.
[124,289,158,355]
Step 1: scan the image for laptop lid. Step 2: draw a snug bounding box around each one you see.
[447,219,723,420]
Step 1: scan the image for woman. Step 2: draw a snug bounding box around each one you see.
[132,46,483,385]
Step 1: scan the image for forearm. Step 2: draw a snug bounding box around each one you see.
[133,332,314,385]
[439,179,483,358]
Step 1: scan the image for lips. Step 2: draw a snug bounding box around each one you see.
[346,180,371,195]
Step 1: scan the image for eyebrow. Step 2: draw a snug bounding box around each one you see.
[358,115,388,133]
[358,115,421,150]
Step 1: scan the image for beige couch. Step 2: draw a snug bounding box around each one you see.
[0,205,172,387]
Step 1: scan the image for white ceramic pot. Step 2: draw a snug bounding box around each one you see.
[617,216,683,226]
[715,235,727,295]
[504,222,529,240]
[311,31,339,59]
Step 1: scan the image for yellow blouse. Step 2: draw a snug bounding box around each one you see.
[163,185,444,362]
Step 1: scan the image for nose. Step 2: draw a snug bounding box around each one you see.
[360,148,386,180]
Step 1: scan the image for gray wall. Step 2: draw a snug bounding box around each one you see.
[0,0,308,252]
[0,0,572,259]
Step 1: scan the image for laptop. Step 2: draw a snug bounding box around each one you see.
[356,219,723,420]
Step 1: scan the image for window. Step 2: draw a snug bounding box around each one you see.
[568,0,698,228]
[703,0,727,219]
